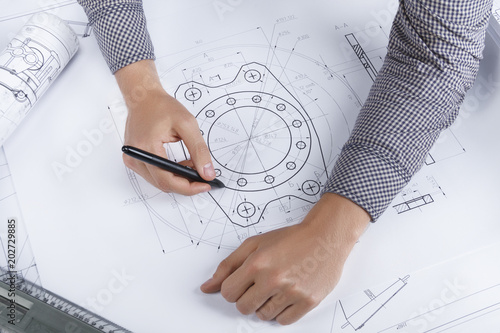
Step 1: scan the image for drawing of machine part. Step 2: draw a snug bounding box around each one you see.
[0,12,79,146]
[338,276,410,331]
[174,62,329,228]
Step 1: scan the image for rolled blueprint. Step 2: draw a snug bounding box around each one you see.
[0,12,79,146]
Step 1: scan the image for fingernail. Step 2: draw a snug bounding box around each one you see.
[203,163,215,178]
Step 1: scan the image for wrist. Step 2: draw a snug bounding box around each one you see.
[115,59,166,109]
[301,193,370,253]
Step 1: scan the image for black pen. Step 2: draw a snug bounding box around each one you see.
[122,145,225,188]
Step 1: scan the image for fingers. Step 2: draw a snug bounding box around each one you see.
[122,88,216,194]
[198,224,334,325]
[147,143,210,195]
[234,266,317,322]
[200,238,312,323]
[234,284,278,316]
[147,163,211,195]
[230,275,318,324]
[256,288,320,325]
[274,300,319,325]
[200,238,258,294]
[179,118,215,181]
[122,150,211,196]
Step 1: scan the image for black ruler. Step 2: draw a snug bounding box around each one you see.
[0,268,132,333]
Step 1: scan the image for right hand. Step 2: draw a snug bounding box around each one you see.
[116,60,215,195]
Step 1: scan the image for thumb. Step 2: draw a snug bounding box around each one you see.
[181,124,215,181]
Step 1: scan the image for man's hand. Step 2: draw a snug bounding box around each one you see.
[115,60,215,195]
[201,193,370,324]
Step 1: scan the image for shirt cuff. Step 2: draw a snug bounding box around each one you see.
[322,143,411,221]
[322,0,491,221]
[78,0,155,73]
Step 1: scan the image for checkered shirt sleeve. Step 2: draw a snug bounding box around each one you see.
[77,0,155,73]
[323,0,492,221]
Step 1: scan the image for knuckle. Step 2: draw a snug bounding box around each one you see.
[257,306,275,321]
[266,276,286,290]
[256,310,267,321]
[287,284,317,307]
[276,315,295,326]
[178,115,197,130]
[302,293,321,310]
[288,285,304,299]
[219,282,234,302]
[246,253,269,274]
[241,235,257,247]
[216,258,233,274]
[193,141,210,157]
[235,301,252,315]
[270,288,288,306]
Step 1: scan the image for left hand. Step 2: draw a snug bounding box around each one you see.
[200,193,370,325]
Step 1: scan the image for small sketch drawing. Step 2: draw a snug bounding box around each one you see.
[393,194,434,214]
[66,20,93,38]
[391,175,446,215]
[424,128,466,165]
[345,33,378,82]
[338,275,410,331]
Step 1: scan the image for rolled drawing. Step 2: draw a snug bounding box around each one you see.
[0,12,79,146]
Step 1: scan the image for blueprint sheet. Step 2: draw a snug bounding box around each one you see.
[0,147,40,285]
[2,0,500,332]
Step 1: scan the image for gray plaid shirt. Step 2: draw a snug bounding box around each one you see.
[78,0,492,221]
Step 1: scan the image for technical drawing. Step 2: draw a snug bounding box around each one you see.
[393,194,434,214]
[0,12,78,145]
[345,33,378,82]
[494,4,500,22]
[388,282,500,332]
[337,276,410,331]
[110,25,388,251]
[3,3,500,333]
[391,175,446,215]
[329,243,500,332]
[66,20,93,38]
[174,62,328,228]
[0,148,41,286]
[424,128,466,165]
[0,1,78,23]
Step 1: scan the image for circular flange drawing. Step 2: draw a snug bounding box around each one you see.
[197,91,312,192]
[302,180,320,196]
[237,201,256,218]
[125,39,363,249]
[185,87,202,101]
[244,69,261,83]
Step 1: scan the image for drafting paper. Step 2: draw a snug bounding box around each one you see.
[490,0,500,46]
[0,12,78,146]
[0,147,40,284]
[2,0,500,332]
[332,241,500,332]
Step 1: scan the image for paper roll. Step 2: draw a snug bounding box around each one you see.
[0,12,79,146]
